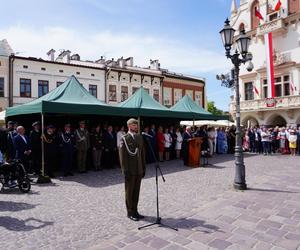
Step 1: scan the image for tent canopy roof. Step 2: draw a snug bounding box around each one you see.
[170,95,210,115]
[6,75,121,117]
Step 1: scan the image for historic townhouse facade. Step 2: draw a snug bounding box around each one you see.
[230,0,300,127]
[0,39,207,111]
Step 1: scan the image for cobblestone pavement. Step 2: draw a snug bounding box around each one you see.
[1,154,300,250]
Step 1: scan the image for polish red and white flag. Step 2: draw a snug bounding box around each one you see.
[255,7,264,20]
[265,32,275,98]
[290,81,295,95]
[274,0,282,11]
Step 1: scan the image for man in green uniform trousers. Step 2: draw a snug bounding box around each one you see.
[75,121,90,173]
[120,118,146,221]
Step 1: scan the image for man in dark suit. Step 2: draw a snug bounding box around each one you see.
[30,121,42,175]
[182,126,193,166]
[6,121,17,161]
[14,126,31,171]
[103,125,117,169]
[119,118,146,221]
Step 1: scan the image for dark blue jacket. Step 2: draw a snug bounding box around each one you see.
[14,134,31,160]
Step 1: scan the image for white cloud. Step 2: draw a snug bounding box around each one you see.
[0,25,230,74]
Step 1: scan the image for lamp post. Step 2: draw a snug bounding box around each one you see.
[219,19,254,190]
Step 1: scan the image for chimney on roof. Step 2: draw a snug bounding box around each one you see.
[118,57,125,68]
[150,59,160,70]
[125,57,133,67]
[71,54,80,61]
[47,49,56,61]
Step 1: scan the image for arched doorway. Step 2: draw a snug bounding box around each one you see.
[266,115,286,127]
[242,116,259,127]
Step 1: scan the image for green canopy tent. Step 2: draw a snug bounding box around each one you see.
[170,95,226,125]
[6,75,124,182]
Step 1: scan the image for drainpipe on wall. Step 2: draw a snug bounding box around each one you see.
[105,67,111,103]
[8,55,15,107]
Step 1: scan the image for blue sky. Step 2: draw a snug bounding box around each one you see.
[1,0,234,110]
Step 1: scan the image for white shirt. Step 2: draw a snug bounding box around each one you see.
[20,134,27,144]
[164,133,172,148]
[117,131,125,147]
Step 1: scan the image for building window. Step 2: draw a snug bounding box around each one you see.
[163,87,172,106]
[23,65,28,69]
[244,82,254,100]
[153,89,159,102]
[76,72,80,75]
[263,79,268,98]
[59,70,64,73]
[89,84,97,98]
[121,86,128,101]
[109,85,117,101]
[144,88,150,94]
[41,67,46,71]
[38,80,49,97]
[251,0,260,30]
[0,78,4,97]
[283,75,290,96]
[195,91,202,106]
[20,78,31,97]
[91,73,95,77]
[132,87,139,95]
[56,81,63,87]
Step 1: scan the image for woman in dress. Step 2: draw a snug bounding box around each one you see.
[217,127,227,154]
[278,127,288,154]
[288,129,297,156]
[156,126,165,162]
[164,128,172,161]
[175,127,183,159]
[207,127,216,156]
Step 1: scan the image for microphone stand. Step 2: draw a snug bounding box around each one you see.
[138,133,178,231]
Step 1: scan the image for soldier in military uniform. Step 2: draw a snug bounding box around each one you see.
[75,121,90,173]
[30,121,42,175]
[6,121,17,161]
[43,125,58,177]
[60,123,75,176]
[119,118,146,221]
[90,125,103,171]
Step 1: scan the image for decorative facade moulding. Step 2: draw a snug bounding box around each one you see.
[256,18,286,36]
[257,61,296,74]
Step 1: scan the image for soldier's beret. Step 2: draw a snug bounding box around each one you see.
[32,121,40,127]
[127,118,138,125]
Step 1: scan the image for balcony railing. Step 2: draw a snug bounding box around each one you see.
[230,95,300,112]
[256,15,286,36]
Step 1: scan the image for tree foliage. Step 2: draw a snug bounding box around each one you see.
[207,101,223,115]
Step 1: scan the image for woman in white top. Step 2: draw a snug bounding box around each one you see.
[175,128,183,159]
[207,127,216,156]
[164,128,172,161]
[117,126,126,148]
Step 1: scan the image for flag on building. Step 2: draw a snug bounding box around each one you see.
[274,0,282,11]
[265,32,275,98]
[290,80,295,95]
[254,85,260,96]
[255,7,264,20]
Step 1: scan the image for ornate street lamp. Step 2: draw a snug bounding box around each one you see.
[219,19,254,190]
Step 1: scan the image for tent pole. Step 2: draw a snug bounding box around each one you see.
[37,112,51,183]
[41,113,45,176]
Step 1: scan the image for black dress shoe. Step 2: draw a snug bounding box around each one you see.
[135,213,145,219]
[127,215,139,221]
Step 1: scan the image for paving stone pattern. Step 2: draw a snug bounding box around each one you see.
[0,154,300,250]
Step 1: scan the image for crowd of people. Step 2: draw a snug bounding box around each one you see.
[0,120,298,181]
[242,126,300,156]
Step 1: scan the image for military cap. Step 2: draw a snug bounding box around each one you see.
[32,121,40,127]
[127,118,138,125]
